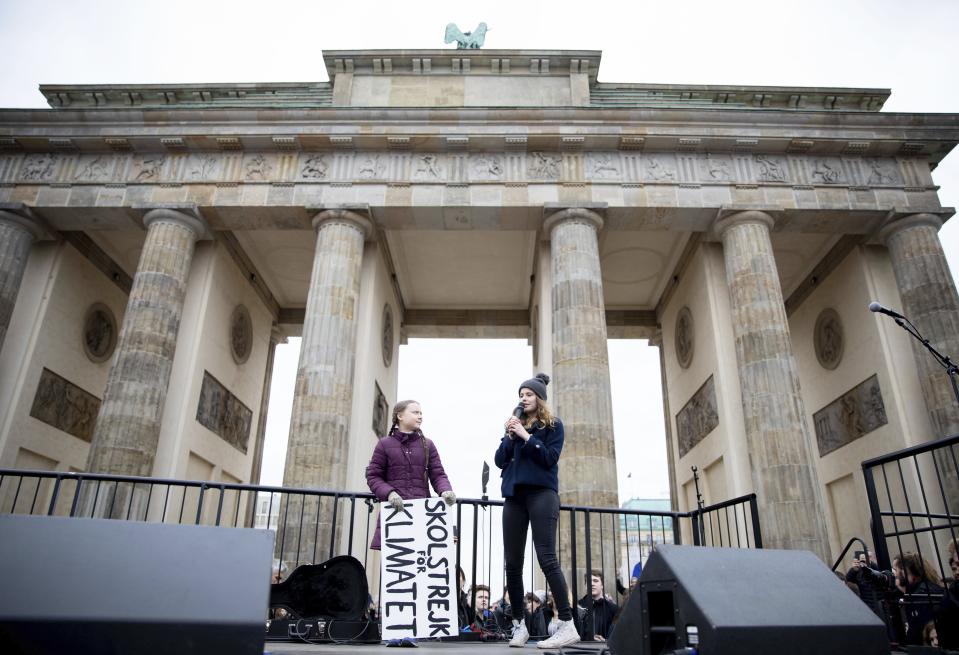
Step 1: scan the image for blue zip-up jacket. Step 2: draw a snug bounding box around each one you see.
[494,418,564,497]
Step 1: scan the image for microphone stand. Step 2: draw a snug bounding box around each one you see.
[886,312,959,407]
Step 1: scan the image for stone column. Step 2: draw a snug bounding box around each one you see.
[714,210,829,559]
[281,208,372,565]
[0,211,44,353]
[880,213,959,513]
[84,208,206,516]
[245,325,284,528]
[544,207,619,595]
[649,332,679,513]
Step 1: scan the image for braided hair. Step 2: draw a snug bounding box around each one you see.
[390,399,419,435]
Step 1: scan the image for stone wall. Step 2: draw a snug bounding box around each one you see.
[0,242,127,472]
[152,241,274,486]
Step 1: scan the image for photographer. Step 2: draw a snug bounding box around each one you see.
[846,552,904,644]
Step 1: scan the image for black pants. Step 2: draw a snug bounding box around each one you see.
[502,486,572,621]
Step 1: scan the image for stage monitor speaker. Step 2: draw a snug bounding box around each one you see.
[607,544,888,655]
[0,514,274,655]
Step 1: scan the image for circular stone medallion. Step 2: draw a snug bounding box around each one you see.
[814,308,844,370]
[675,306,694,369]
[230,304,253,365]
[82,303,117,363]
[382,304,394,367]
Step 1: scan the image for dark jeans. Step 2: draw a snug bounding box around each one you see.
[503,486,572,621]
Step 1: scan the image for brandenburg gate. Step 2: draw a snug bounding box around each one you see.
[1,47,958,564]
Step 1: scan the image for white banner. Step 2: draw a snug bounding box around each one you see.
[380,497,456,639]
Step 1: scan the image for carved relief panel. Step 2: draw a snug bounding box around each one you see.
[676,375,719,457]
[813,374,887,456]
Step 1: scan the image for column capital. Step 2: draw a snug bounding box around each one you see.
[879,211,953,245]
[0,204,50,241]
[141,206,210,240]
[310,207,373,240]
[647,329,664,348]
[542,204,605,237]
[270,324,287,346]
[712,207,779,240]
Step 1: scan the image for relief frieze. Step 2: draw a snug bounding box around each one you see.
[813,374,887,457]
[242,154,275,182]
[676,375,719,458]
[196,370,252,454]
[864,158,902,186]
[74,154,114,182]
[643,153,678,182]
[754,154,788,183]
[131,154,166,182]
[29,368,101,442]
[185,153,220,181]
[469,153,504,180]
[299,154,330,180]
[586,152,620,180]
[527,151,561,180]
[19,153,60,182]
[700,154,733,182]
[356,153,387,180]
[811,157,846,184]
[412,153,445,180]
[0,149,921,190]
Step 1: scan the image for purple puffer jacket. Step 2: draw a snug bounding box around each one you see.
[366,429,453,549]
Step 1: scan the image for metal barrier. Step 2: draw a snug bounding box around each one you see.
[0,467,763,638]
[858,433,959,646]
[862,433,959,576]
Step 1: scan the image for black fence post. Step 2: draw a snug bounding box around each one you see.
[748,494,763,549]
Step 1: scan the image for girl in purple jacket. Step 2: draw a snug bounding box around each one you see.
[366,400,456,550]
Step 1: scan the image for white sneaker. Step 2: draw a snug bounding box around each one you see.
[536,619,580,649]
[509,619,530,647]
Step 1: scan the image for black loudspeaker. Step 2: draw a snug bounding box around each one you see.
[0,515,274,655]
[608,545,888,655]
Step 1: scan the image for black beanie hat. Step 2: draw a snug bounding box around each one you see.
[519,373,550,401]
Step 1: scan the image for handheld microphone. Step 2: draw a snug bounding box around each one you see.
[505,403,524,439]
[868,301,906,320]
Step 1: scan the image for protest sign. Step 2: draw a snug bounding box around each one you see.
[380,497,456,639]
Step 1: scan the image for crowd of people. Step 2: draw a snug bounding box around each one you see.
[453,567,631,643]
[843,539,959,649]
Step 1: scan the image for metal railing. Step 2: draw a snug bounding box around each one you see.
[862,433,959,576]
[0,468,762,638]
[859,433,959,647]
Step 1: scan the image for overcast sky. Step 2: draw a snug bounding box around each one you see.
[2,0,958,510]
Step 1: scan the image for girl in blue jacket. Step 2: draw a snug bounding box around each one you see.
[495,373,580,649]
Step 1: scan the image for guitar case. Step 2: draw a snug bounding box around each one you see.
[267,555,379,643]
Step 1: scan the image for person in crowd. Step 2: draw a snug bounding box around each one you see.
[366,400,456,550]
[846,552,888,615]
[578,570,619,641]
[496,373,581,649]
[493,588,516,636]
[630,561,642,589]
[898,552,945,645]
[472,584,496,631]
[937,538,959,649]
[542,591,555,630]
[923,621,939,648]
[525,591,548,639]
[456,568,471,630]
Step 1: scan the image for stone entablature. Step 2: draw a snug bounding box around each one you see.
[0,149,934,192]
[40,82,333,109]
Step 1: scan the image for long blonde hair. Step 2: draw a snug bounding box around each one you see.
[525,398,557,429]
